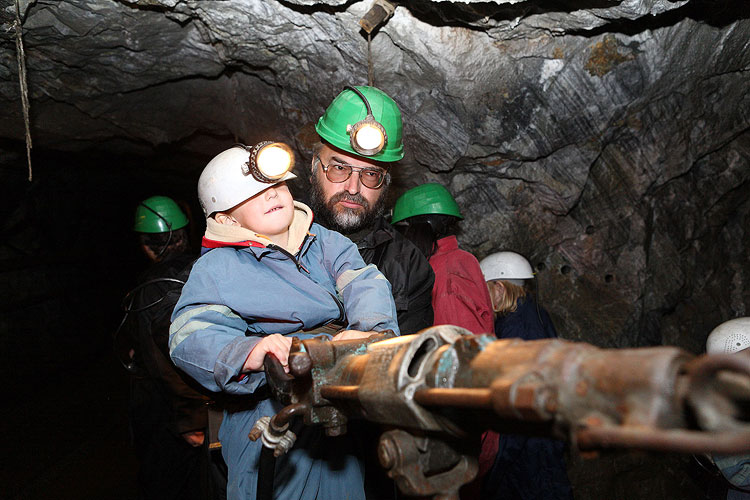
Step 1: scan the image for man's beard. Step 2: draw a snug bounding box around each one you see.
[309,175,387,235]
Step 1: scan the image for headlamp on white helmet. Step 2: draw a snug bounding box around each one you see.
[198,142,297,217]
[244,141,295,183]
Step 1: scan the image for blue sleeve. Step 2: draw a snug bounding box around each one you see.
[316,225,400,334]
[169,253,266,395]
[714,454,750,490]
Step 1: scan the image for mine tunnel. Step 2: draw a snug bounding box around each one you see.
[1,0,749,499]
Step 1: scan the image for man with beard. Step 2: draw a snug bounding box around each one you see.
[308,85,434,335]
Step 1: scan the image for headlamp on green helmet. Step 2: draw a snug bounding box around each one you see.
[315,86,404,162]
[344,86,388,156]
[133,196,189,233]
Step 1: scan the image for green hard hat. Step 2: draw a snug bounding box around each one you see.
[315,86,404,162]
[133,195,189,233]
[391,183,463,223]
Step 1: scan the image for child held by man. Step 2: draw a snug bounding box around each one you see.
[169,143,399,500]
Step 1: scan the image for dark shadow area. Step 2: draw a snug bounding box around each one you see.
[404,0,750,34]
[567,0,750,37]
[406,0,616,30]
[0,139,209,499]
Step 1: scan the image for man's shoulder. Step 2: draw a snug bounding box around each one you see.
[379,222,427,260]
[360,217,404,248]
[369,221,434,278]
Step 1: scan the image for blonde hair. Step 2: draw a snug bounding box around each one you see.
[491,280,527,315]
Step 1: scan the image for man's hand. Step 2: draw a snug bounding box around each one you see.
[331,330,378,341]
[243,334,293,373]
[181,430,205,447]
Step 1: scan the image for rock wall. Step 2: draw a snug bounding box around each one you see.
[3,0,747,352]
[0,1,748,496]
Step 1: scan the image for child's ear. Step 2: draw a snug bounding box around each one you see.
[215,213,239,226]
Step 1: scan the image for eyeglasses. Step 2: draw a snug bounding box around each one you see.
[316,156,387,189]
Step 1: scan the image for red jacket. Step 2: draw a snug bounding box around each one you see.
[429,236,494,335]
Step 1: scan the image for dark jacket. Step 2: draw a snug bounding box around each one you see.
[125,253,209,435]
[482,296,573,500]
[124,253,220,500]
[494,296,559,341]
[354,216,435,335]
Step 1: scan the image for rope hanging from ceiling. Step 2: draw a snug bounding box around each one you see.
[14,0,33,182]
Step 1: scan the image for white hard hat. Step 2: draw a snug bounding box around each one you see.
[479,251,534,284]
[198,145,297,217]
[706,317,750,354]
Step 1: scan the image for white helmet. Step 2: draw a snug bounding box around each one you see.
[198,144,297,217]
[479,251,534,285]
[706,317,750,354]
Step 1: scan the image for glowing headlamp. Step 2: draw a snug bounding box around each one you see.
[242,141,295,183]
[345,86,388,156]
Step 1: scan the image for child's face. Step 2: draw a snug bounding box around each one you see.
[228,182,294,240]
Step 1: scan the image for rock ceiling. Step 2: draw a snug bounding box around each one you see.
[1,0,749,351]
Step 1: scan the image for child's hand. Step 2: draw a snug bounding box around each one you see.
[331,330,377,341]
[243,334,293,373]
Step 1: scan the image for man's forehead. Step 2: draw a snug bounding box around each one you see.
[320,144,389,171]
[329,154,387,172]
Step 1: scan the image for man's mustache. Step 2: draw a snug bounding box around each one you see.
[328,191,370,210]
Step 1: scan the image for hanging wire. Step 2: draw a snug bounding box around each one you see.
[367,32,374,87]
[14,0,33,182]
[112,276,187,373]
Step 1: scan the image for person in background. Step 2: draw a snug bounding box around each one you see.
[480,251,559,341]
[479,251,573,500]
[169,143,399,500]
[308,85,435,336]
[117,195,222,500]
[392,182,494,336]
[704,317,750,499]
[392,182,495,499]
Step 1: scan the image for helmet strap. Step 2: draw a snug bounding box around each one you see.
[138,202,173,260]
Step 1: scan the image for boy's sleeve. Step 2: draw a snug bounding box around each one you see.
[714,453,750,491]
[319,227,400,334]
[169,255,266,394]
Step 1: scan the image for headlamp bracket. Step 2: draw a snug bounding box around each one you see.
[240,141,294,183]
[345,86,388,156]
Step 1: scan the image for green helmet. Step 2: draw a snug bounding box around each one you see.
[391,183,463,223]
[315,86,404,162]
[133,195,189,233]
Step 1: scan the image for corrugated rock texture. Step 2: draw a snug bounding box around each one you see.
[2,0,749,350]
